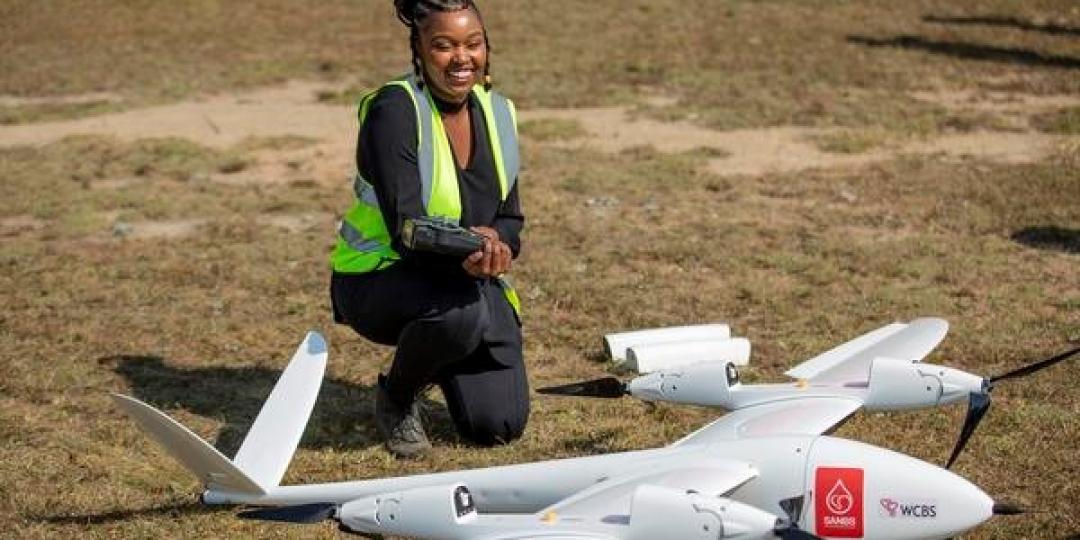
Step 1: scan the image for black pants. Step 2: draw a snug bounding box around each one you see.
[331,262,529,446]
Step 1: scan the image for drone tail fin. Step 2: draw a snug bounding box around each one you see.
[231,331,328,489]
[111,392,269,496]
[111,331,329,499]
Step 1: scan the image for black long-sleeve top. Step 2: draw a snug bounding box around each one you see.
[358,85,524,270]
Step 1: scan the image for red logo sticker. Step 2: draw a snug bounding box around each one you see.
[815,467,864,538]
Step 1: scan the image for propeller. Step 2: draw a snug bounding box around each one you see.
[992,502,1025,516]
[537,376,627,398]
[773,495,821,540]
[775,528,822,540]
[237,502,337,524]
[945,346,1080,469]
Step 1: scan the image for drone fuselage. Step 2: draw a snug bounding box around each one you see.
[205,434,991,539]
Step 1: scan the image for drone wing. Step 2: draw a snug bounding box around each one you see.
[461,462,770,540]
[673,396,862,446]
[784,317,948,384]
[477,534,615,540]
[534,459,757,520]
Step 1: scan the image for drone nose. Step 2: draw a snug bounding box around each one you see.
[807,437,994,538]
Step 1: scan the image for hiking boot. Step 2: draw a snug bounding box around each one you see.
[374,384,431,458]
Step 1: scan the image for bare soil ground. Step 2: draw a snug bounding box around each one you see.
[3,79,1075,200]
[1,1,1078,539]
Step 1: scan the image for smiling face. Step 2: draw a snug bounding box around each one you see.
[416,8,487,104]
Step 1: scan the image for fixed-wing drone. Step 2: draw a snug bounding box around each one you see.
[112,318,1076,539]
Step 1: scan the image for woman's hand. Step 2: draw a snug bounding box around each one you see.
[463,226,512,278]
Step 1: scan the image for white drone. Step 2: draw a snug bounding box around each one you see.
[112,318,1077,539]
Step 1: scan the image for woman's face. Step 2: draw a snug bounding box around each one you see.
[417,8,487,104]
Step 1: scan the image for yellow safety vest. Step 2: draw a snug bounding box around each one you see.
[330,74,522,314]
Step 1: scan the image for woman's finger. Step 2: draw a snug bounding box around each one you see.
[470,226,499,242]
[462,258,479,277]
[462,249,484,277]
[496,242,511,275]
[491,243,504,275]
[482,238,494,276]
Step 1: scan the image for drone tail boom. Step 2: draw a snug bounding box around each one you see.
[112,331,329,497]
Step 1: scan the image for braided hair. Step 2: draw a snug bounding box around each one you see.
[393,0,493,90]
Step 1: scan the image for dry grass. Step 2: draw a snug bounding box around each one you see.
[1,1,1078,538]
[0,100,124,125]
[518,118,588,143]
[4,1,1079,129]
[1033,106,1080,134]
[807,128,894,154]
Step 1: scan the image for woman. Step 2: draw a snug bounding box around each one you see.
[330,0,527,457]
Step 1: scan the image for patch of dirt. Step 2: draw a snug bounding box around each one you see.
[2,80,1075,182]
[913,89,1080,132]
[0,82,346,147]
[836,224,922,244]
[0,215,47,237]
[522,106,899,175]
[0,81,355,188]
[911,89,1080,113]
[89,177,140,190]
[0,91,122,107]
[99,213,335,241]
[211,146,344,187]
[112,218,207,240]
[903,132,1062,164]
[520,106,1071,176]
[258,212,336,233]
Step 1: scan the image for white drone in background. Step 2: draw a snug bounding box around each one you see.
[112,318,1077,539]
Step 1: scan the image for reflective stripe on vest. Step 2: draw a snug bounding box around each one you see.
[338,219,382,253]
[353,175,379,206]
[483,91,519,200]
[403,75,440,211]
[497,275,522,318]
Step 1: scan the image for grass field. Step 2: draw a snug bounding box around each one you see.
[1,1,1078,538]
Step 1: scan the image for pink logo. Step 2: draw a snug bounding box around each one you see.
[827,479,855,515]
[880,498,899,517]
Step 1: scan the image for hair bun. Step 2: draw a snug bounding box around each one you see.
[394,0,418,25]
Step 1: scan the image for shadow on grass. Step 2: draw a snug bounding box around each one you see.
[923,15,1080,37]
[103,354,388,454]
[104,354,465,453]
[1011,226,1080,254]
[29,501,221,525]
[846,34,1080,70]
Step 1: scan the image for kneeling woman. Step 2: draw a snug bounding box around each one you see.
[330,0,527,457]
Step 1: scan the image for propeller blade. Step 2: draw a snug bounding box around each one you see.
[992,502,1025,516]
[989,346,1080,385]
[237,502,336,524]
[537,377,626,398]
[945,391,991,469]
[777,528,822,540]
[778,495,805,525]
[773,496,820,540]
